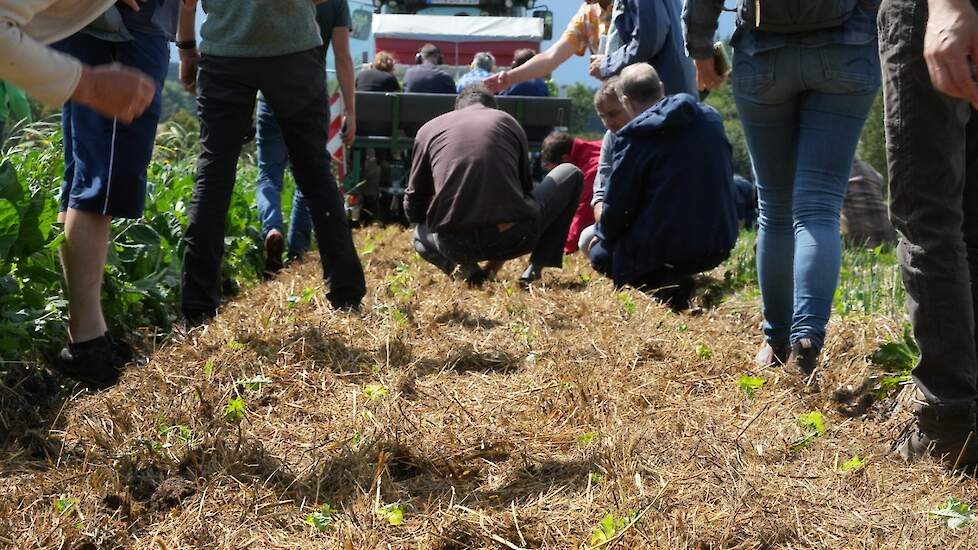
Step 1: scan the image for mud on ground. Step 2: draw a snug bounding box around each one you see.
[0,227,972,549]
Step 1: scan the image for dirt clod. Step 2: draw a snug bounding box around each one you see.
[148,477,196,512]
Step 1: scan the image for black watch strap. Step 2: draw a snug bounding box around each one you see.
[175,39,197,50]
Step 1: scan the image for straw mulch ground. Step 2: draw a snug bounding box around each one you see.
[1,226,976,549]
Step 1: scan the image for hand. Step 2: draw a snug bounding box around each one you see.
[694,58,726,92]
[483,71,509,93]
[118,0,147,11]
[342,113,356,148]
[589,55,606,79]
[924,0,978,108]
[72,64,155,124]
[179,48,201,94]
[585,236,599,255]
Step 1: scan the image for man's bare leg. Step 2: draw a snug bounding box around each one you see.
[59,208,112,342]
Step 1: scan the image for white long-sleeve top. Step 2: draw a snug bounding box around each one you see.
[0,0,115,106]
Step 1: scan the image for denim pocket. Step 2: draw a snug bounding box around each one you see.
[732,49,777,96]
[819,43,882,95]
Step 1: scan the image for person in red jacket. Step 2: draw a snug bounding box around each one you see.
[541,131,603,254]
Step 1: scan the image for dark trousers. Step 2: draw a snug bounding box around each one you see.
[881,0,978,406]
[182,48,366,318]
[413,163,582,274]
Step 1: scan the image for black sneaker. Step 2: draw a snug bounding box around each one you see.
[106,332,134,367]
[55,335,121,390]
[891,391,978,469]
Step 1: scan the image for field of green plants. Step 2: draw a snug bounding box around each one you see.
[0,119,278,368]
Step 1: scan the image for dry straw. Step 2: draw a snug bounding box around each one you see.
[1,227,975,549]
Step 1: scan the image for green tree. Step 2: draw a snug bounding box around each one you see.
[160,79,197,122]
[564,82,598,135]
[858,92,887,182]
[703,84,753,179]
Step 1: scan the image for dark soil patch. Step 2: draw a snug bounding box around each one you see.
[148,477,196,512]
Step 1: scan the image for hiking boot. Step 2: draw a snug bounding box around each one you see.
[55,335,121,390]
[892,391,978,468]
[263,230,285,275]
[790,338,819,376]
[755,343,791,368]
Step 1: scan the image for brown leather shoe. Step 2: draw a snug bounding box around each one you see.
[263,229,285,275]
[892,390,978,469]
[790,338,819,376]
[755,343,790,368]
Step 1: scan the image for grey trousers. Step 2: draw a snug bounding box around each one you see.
[880,0,978,406]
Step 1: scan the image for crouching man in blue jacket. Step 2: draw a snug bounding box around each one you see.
[582,63,738,309]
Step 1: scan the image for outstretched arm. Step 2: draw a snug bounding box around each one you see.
[484,38,576,92]
[0,0,154,121]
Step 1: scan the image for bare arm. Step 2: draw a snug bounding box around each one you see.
[176,0,200,94]
[484,38,576,92]
[332,26,357,147]
[0,2,154,121]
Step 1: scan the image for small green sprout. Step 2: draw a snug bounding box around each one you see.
[788,411,826,453]
[590,511,638,545]
[226,339,244,351]
[738,374,766,399]
[202,361,214,379]
[578,431,598,447]
[306,503,337,532]
[840,455,866,472]
[930,497,976,529]
[54,496,78,516]
[363,383,388,402]
[696,343,713,360]
[287,287,317,309]
[238,375,272,392]
[377,503,405,526]
[616,292,637,316]
[588,472,605,484]
[225,396,246,423]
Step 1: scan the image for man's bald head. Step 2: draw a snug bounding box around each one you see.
[615,63,665,119]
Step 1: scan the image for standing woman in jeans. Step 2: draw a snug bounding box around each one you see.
[684,1,881,376]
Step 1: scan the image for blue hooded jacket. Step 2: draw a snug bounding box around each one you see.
[593,93,738,286]
[601,0,698,96]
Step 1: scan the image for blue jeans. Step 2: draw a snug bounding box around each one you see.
[255,97,313,256]
[732,42,880,350]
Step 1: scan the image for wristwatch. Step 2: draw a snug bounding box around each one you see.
[175,39,197,50]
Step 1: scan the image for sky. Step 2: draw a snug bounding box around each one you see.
[173,1,735,86]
